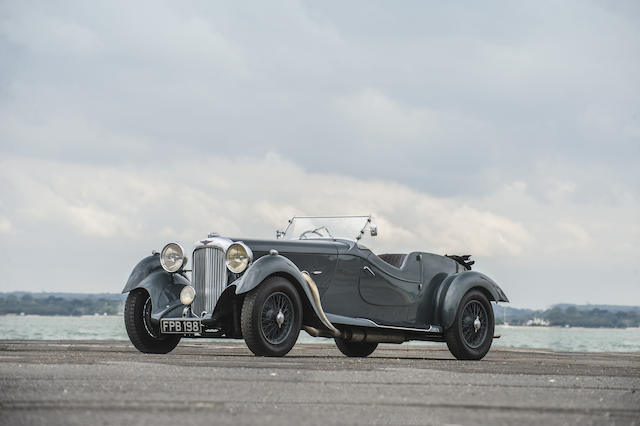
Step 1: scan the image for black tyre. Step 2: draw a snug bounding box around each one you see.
[334,338,378,357]
[124,289,181,354]
[444,289,494,360]
[241,276,302,357]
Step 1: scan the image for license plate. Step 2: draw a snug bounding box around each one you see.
[160,319,201,334]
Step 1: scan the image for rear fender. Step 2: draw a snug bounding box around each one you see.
[437,271,509,330]
[122,255,190,321]
[231,254,337,333]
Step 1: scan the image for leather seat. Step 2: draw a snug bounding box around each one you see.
[366,252,421,283]
[377,253,408,269]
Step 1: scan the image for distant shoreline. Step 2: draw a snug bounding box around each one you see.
[1,314,639,331]
[0,314,123,318]
[2,293,639,328]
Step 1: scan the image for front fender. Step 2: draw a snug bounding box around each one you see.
[231,254,335,332]
[437,271,509,331]
[122,255,190,321]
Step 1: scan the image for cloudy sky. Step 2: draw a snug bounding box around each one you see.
[1,1,638,308]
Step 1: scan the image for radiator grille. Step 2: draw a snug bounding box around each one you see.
[192,247,227,316]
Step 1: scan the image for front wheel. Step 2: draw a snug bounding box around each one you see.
[444,289,494,360]
[124,289,181,354]
[241,276,302,357]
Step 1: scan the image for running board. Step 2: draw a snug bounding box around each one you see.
[325,313,443,334]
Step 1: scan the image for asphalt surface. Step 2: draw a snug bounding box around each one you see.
[0,340,639,426]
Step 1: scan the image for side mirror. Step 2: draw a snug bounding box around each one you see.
[370,224,378,237]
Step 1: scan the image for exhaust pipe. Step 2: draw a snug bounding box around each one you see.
[301,271,341,337]
[304,326,337,338]
[343,328,405,344]
[299,273,404,344]
[304,326,406,344]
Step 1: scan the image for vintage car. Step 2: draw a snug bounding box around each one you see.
[122,215,508,360]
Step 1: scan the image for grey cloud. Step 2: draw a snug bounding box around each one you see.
[1,153,637,308]
[0,1,638,307]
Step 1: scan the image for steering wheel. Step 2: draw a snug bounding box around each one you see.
[299,228,325,239]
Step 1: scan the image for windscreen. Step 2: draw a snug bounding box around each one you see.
[280,216,372,241]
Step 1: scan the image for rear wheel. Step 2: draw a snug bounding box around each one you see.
[444,289,494,360]
[124,289,181,354]
[334,338,378,357]
[241,276,302,357]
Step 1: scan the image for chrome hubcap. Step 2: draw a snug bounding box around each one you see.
[276,310,285,328]
[473,316,481,332]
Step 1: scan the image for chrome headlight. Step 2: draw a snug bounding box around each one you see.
[225,242,253,274]
[180,285,195,305]
[160,243,185,273]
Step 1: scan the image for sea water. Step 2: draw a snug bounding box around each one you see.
[1,315,639,352]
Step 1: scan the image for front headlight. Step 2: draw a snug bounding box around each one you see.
[225,242,253,274]
[180,285,195,305]
[160,242,185,273]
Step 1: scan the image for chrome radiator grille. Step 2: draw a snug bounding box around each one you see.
[192,247,227,316]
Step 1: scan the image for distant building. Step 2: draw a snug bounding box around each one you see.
[526,317,550,326]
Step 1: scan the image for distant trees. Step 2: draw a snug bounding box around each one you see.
[0,294,122,316]
[497,306,640,328]
[543,306,640,328]
[2,293,639,328]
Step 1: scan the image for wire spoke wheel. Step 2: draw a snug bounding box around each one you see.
[260,292,294,345]
[460,300,488,349]
[241,277,302,357]
[445,290,494,360]
[334,338,378,358]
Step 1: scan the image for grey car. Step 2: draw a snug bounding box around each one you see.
[122,215,508,359]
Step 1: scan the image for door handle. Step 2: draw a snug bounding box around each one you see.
[363,266,375,276]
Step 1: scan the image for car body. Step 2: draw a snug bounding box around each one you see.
[122,215,509,359]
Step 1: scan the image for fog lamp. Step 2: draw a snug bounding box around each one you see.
[180,286,196,306]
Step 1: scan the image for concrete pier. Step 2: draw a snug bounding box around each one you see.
[1,340,638,425]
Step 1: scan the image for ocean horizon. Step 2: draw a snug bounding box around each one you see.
[2,315,639,353]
